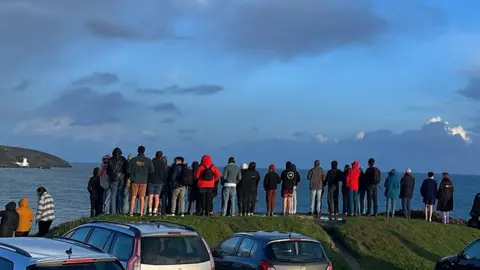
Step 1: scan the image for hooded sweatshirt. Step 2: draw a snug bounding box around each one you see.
[107,147,128,183]
[222,163,242,187]
[436,176,454,212]
[196,155,221,189]
[0,202,19,237]
[400,173,415,199]
[281,161,297,190]
[240,163,261,192]
[384,170,401,198]
[264,165,281,191]
[326,161,341,190]
[149,156,168,185]
[346,161,361,191]
[88,167,103,200]
[307,160,325,190]
[128,153,154,184]
[16,198,33,232]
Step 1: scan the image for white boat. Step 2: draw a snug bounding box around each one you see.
[15,157,29,168]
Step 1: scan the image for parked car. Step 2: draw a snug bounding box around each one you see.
[63,220,214,270]
[0,237,124,270]
[212,231,333,270]
[435,238,480,269]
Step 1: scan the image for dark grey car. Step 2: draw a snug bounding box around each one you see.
[212,231,333,270]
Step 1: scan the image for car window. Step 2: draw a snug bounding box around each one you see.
[219,237,242,256]
[266,240,326,263]
[249,242,258,258]
[0,257,13,270]
[110,233,134,261]
[70,227,92,242]
[141,235,209,265]
[86,228,112,250]
[27,261,124,270]
[237,238,255,257]
[464,240,480,259]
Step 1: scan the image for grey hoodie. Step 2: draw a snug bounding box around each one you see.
[222,163,242,187]
[307,161,325,190]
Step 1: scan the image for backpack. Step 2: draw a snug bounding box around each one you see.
[180,166,194,186]
[373,167,381,185]
[202,165,214,181]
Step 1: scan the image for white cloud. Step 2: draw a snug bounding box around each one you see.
[355,132,365,140]
[314,134,329,143]
[447,125,471,143]
[425,116,442,124]
[142,129,156,136]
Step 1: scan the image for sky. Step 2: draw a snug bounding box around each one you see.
[1,0,480,173]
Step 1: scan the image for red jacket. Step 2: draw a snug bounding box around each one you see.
[346,161,360,191]
[196,155,221,189]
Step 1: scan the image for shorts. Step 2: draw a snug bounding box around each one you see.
[131,183,147,198]
[147,183,163,195]
[282,189,293,198]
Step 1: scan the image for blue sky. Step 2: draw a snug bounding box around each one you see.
[1,0,480,173]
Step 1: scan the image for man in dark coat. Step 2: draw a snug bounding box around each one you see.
[326,160,341,215]
[0,202,19,237]
[88,167,104,217]
[468,192,480,229]
[399,168,415,219]
[436,172,454,224]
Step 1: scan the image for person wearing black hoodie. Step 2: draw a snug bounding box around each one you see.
[0,202,19,237]
[399,168,415,219]
[264,164,281,216]
[238,162,260,216]
[148,151,168,216]
[326,161,341,216]
[468,192,480,229]
[341,165,350,215]
[437,172,454,224]
[281,161,297,215]
[87,167,103,217]
[107,147,128,215]
[364,158,381,216]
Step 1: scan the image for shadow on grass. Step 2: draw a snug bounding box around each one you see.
[390,230,440,263]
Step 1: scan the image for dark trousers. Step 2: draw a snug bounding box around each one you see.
[342,188,349,214]
[402,198,411,218]
[328,186,339,214]
[250,191,257,214]
[359,189,367,215]
[15,231,29,237]
[367,184,378,215]
[237,191,242,212]
[239,192,254,215]
[90,198,103,217]
[38,220,53,237]
[199,189,213,216]
[266,190,276,213]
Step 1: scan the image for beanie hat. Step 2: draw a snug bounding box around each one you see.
[241,163,248,170]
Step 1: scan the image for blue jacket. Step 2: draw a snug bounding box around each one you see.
[384,170,401,199]
[421,178,438,203]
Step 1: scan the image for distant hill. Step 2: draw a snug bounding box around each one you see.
[0,145,71,168]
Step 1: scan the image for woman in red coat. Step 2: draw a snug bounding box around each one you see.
[195,155,221,216]
[347,161,361,216]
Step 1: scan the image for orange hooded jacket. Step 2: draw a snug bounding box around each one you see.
[16,198,33,232]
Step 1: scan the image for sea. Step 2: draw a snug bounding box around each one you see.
[0,163,478,234]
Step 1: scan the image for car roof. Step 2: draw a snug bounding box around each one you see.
[234,231,317,242]
[0,237,115,262]
[76,220,198,237]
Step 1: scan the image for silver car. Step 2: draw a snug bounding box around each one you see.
[0,237,124,270]
[212,231,333,270]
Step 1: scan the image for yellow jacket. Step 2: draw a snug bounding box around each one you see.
[16,198,33,232]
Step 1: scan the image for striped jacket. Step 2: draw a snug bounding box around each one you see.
[36,192,55,222]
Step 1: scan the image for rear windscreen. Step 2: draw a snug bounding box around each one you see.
[141,235,210,265]
[28,261,124,270]
[266,241,326,263]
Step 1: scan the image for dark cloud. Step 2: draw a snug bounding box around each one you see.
[250,127,259,133]
[71,72,119,87]
[86,20,177,41]
[178,128,196,134]
[159,117,175,124]
[458,76,480,100]
[292,132,306,138]
[153,102,181,115]
[12,79,30,92]
[137,84,224,96]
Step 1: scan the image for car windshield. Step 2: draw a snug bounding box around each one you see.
[266,240,326,263]
[141,235,210,265]
[28,261,124,270]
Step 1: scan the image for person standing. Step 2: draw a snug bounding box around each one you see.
[148,152,167,216]
[36,187,55,237]
[420,172,437,222]
[237,163,248,214]
[384,169,401,217]
[99,155,111,214]
[239,162,260,216]
[364,158,380,216]
[196,155,221,216]
[281,161,297,215]
[249,162,261,215]
[189,161,200,215]
[15,198,33,237]
[264,164,280,216]
[169,157,189,217]
[128,146,154,217]
[399,168,415,219]
[123,153,135,215]
[87,167,103,217]
[0,202,19,237]
[107,147,128,215]
[291,164,301,214]
[346,161,361,216]
[221,157,241,217]
[326,161,341,216]
[436,172,454,224]
[341,165,350,215]
[307,160,325,216]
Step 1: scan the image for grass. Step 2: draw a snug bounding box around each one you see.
[49,215,350,270]
[332,216,480,270]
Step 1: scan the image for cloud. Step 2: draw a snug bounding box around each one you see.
[71,72,119,87]
[12,79,30,92]
[178,128,196,134]
[355,132,366,140]
[458,75,480,100]
[153,102,181,115]
[137,84,224,96]
[425,116,442,124]
[86,19,178,41]
[159,117,175,124]
[314,134,329,143]
[250,127,259,133]
[142,129,156,136]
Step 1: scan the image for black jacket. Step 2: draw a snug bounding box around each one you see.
[364,166,381,185]
[87,173,103,200]
[436,177,454,212]
[169,163,186,189]
[0,202,19,237]
[148,156,168,185]
[281,162,297,190]
[470,193,480,218]
[264,171,281,191]
[359,169,369,191]
[241,168,261,193]
[107,148,128,183]
[326,165,342,190]
[399,174,415,199]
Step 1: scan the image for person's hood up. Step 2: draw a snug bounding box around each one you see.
[241,163,248,170]
[200,155,213,167]
[19,198,28,208]
[159,156,168,166]
[5,202,16,211]
[314,160,320,167]
[286,161,293,170]
[352,161,359,169]
[388,169,397,176]
[127,153,135,160]
[192,161,199,170]
[331,161,338,170]
[112,147,122,157]
[292,164,297,172]
[248,162,256,170]
[93,167,99,176]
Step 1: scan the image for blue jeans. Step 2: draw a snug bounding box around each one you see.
[117,182,125,214]
[310,189,322,213]
[222,187,236,216]
[161,185,171,215]
[359,189,366,215]
[348,190,359,215]
[103,186,111,214]
[123,183,130,214]
[110,181,118,214]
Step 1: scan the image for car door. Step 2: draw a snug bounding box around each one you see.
[85,227,114,250]
[458,240,480,270]
[232,237,258,269]
[213,236,242,270]
[107,232,135,269]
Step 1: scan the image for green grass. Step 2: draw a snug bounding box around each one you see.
[332,216,480,270]
[49,215,350,270]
